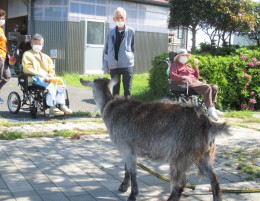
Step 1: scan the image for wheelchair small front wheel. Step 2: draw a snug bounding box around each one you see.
[65,89,70,107]
[7,92,21,114]
[30,106,37,118]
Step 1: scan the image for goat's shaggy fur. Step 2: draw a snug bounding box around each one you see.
[81,77,229,201]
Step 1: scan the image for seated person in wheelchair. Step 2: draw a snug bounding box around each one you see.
[22,33,73,116]
[170,49,223,121]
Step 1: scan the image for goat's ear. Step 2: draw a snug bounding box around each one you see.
[80,78,94,88]
[108,77,118,94]
[110,76,119,87]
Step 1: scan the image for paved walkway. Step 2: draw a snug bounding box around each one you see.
[0,127,259,201]
[0,77,259,201]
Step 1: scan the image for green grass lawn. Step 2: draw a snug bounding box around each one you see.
[61,72,153,100]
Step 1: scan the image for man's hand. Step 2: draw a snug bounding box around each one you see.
[194,58,199,67]
[0,55,4,62]
[47,74,55,78]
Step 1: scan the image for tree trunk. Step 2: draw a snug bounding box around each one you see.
[191,25,197,54]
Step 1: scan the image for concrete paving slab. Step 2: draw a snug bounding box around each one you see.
[40,192,70,201]
[22,173,51,186]
[2,173,33,193]
[69,194,97,201]
[0,188,16,201]
[0,176,8,189]
[32,182,61,195]
[13,190,42,201]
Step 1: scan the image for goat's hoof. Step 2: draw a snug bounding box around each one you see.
[127,195,138,201]
[127,191,139,201]
[118,183,129,192]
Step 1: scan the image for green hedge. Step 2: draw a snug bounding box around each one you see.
[148,53,169,98]
[149,48,260,111]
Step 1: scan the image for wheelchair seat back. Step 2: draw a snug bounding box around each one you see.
[18,74,30,92]
[18,74,45,93]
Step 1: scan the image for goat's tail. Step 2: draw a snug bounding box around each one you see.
[209,121,231,142]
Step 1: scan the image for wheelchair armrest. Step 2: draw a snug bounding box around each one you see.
[170,80,187,91]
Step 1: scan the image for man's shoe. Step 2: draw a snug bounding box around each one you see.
[0,98,4,104]
[207,107,219,121]
[216,109,224,116]
[49,107,64,117]
[60,106,73,115]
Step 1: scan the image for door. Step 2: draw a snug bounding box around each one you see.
[84,20,105,74]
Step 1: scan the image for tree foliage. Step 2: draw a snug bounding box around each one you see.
[168,0,259,51]
[168,0,209,53]
[243,2,260,46]
[207,0,257,46]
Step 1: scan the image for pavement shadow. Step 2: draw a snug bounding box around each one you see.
[81,98,95,104]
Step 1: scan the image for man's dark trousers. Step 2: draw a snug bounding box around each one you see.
[110,67,134,98]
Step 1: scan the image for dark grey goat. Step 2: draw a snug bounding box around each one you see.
[80,77,229,201]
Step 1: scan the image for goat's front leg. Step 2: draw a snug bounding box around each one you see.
[128,171,138,201]
[119,163,131,192]
[121,152,139,201]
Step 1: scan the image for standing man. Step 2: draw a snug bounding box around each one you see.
[103,7,135,99]
[0,9,11,104]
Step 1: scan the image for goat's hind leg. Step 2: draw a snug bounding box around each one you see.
[167,162,188,201]
[119,163,131,192]
[198,144,222,201]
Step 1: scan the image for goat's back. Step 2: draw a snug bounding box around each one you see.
[103,98,213,162]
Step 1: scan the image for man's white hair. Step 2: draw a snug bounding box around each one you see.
[114,7,127,17]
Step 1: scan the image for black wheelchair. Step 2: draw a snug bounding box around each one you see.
[7,74,70,118]
[169,80,204,106]
[165,52,204,107]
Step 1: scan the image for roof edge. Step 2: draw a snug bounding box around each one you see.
[125,0,170,7]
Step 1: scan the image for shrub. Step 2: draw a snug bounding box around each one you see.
[148,53,169,98]
[196,42,244,56]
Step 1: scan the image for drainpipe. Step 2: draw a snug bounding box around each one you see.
[27,0,35,35]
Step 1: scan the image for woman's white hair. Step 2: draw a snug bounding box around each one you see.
[31,33,44,45]
[114,7,127,17]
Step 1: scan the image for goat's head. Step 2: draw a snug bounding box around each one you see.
[80,77,118,111]
[80,77,118,92]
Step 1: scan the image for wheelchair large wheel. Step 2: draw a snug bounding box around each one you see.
[7,92,21,114]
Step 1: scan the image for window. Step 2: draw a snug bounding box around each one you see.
[87,21,104,45]
[178,26,184,39]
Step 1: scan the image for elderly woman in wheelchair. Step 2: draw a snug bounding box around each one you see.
[169,49,223,121]
[22,33,72,116]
